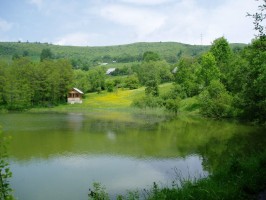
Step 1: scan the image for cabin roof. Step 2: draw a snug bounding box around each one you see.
[72,88,84,94]
[106,68,116,75]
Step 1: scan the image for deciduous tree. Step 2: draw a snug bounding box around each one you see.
[197,52,220,87]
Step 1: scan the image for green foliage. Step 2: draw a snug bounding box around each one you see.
[0,61,7,106]
[0,57,74,109]
[165,98,181,115]
[73,69,90,93]
[210,37,232,68]
[110,66,133,76]
[247,0,266,38]
[105,79,115,92]
[199,80,233,118]
[145,80,159,97]
[88,182,110,200]
[226,55,249,93]
[143,51,161,62]
[0,129,13,200]
[210,37,232,85]
[197,52,221,87]
[136,60,172,85]
[12,53,20,60]
[4,58,35,109]
[0,41,212,67]
[163,84,184,99]
[87,68,106,92]
[235,38,266,123]
[156,60,174,83]
[135,62,159,85]
[124,75,139,90]
[40,48,53,61]
[174,58,200,97]
[132,95,163,108]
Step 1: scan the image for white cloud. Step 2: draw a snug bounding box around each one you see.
[100,4,166,40]
[28,0,44,9]
[119,0,174,6]
[54,32,99,46]
[206,0,258,44]
[0,18,12,32]
[5,0,258,46]
[136,0,207,44]
[135,0,258,45]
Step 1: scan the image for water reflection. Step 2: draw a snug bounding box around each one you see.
[106,130,117,141]
[0,112,259,200]
[10,154,207,200]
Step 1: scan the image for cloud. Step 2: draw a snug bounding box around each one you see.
[119,0,174,5]
[54,32,100,46]
[4,0,258,46]
[100,4,166,40]
[0,18,12,32]
[134,0,258,44]
[206,0,258,43]
[27,0,44,9]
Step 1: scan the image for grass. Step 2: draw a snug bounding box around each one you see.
[179,96,200,114]
[84,88,143,108]
[86,83,173,108]
[30,83,173,112]
[28,82,202,126]
[28,83,176,124]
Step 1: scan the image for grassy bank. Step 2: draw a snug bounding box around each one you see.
[29,83,176,114]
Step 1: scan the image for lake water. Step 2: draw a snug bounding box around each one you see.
[0,112,263,200]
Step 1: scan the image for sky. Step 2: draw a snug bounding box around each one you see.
[0,0,260,46]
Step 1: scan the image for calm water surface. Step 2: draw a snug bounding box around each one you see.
[0,112,261,200]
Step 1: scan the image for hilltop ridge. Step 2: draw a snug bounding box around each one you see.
[0,41,246,67]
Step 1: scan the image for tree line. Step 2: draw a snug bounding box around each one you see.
[0,58,73,110]
[0,37,265,124]
[132,37,265,124]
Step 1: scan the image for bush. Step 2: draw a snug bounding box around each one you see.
[165,98,181,115]
[88,182,109,200]
[132,95,164,108]
[198,80,233,118]
[125,75,139,90]
[105,80,115,92]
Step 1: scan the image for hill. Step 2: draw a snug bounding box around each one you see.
[0,41,246,67]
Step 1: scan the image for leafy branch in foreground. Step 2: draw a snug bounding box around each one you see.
[247,0,266,38]
[0,129,13,200]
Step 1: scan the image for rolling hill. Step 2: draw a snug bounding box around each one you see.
[0,41,246,67]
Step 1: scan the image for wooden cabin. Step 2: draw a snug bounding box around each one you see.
[68,88,84,104]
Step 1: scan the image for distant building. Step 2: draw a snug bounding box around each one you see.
[99,62,108,66]
[106,68,116,75]
[172,67,178,74]
[68,88,84,104]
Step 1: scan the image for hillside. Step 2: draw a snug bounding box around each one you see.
[0,41,246,67]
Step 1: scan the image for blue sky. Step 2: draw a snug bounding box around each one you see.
[0,0,260,46]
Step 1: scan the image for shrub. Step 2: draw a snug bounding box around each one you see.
[198,80,233,118]
[132,96,163,108]
[105,80,115,92]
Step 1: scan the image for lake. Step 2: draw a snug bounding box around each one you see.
[0,112,263,200]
